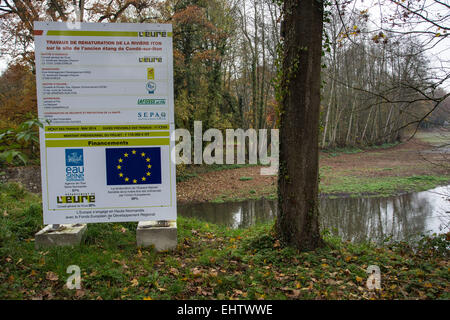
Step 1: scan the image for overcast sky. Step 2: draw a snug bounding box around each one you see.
[356,0,450,89]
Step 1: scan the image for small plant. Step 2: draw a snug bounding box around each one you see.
[0,116,43,166]
[417,233,450,258]
[239,176,253,181]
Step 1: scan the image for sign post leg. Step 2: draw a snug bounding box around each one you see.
[136,220,177,251]
[35,224,87,248]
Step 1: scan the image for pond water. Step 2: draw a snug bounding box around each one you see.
[178,185,450,243]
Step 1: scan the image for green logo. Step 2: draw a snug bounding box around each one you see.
[137,98,166,105]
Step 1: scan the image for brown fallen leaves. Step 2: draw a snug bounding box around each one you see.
[45,271,58,281]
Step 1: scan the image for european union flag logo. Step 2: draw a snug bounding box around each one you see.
[105,147,162,185]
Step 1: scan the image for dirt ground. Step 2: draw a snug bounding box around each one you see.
[321,136,449,178]
[1,131,449,204]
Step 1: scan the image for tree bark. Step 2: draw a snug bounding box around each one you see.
[276,0,324,251]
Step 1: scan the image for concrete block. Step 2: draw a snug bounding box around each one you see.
[136,220,177,251]
[35,224,87,248]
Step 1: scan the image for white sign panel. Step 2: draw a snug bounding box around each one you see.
[34,22,176,224]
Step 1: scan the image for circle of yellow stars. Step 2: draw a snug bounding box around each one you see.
[116,149,152,183]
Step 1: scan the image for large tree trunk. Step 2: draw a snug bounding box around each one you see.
[276,0,324,251]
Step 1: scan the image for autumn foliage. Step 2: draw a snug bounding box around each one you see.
[0,63,37,127]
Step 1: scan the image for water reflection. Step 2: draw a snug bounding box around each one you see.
[179,199,277,229]
[178,185,450,243]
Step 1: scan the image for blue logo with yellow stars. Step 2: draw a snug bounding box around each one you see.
[105,147,162,185]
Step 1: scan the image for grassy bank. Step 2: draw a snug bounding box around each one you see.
[202,173,450,203]
[0,182,448,300]
[319,174,450,198]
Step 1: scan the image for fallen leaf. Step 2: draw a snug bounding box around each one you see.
[43,288,54,299]
[75,290,85,298]
[131,279,139,287]
[209,269,218,277]
[46,271,58,281]
[233,289,244,295]
[169,267,179,276]
[191,267,202,277]
[112,259,129,269]
[287,290,301,298]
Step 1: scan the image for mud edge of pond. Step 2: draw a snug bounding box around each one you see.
[178,182,450,206]
[318,184,450,199]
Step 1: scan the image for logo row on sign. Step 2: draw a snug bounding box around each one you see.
[65,147,162,185]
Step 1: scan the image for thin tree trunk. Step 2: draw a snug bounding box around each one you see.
[361,107,372,143]
[258,3,266,129]
[346,99,356,145]
[321,69,335,148]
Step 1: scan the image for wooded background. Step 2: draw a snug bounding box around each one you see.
[1,0,449,148]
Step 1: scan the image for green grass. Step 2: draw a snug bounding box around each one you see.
[176,173,198,183]
[190,163,258,174]
[415,130,450,146]
[0,182,449,300]
[322,147,363,157]
[176,163,259,183]
[239,176,253,181]
[214,173,450,203]
[211,184,277,203]
[321,142,400,158]
[320,175,450,197]
[370,142,400,149]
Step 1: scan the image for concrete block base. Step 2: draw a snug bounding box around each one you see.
[35,224,87,248]
[136,220,177,251]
